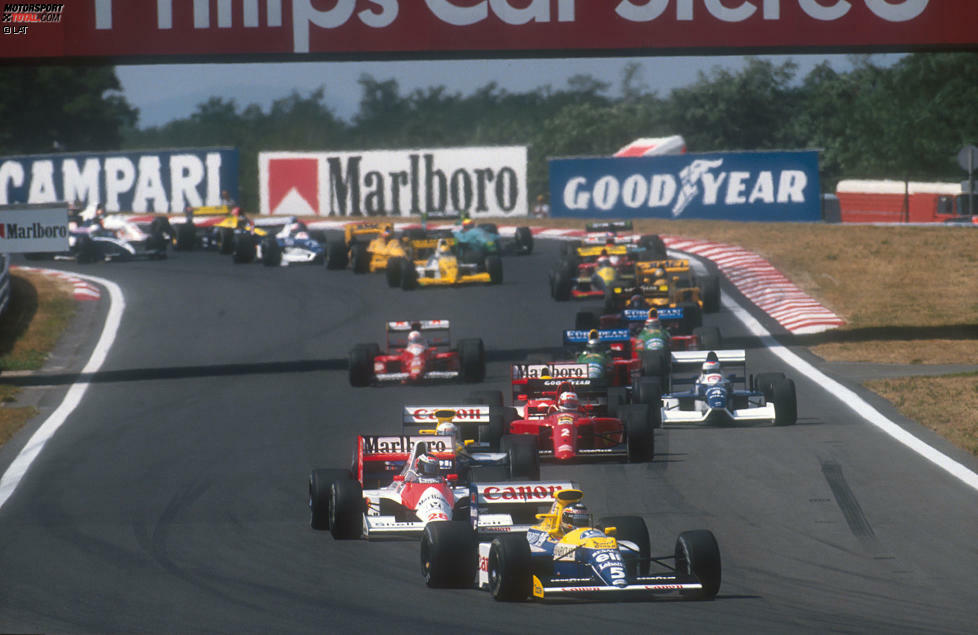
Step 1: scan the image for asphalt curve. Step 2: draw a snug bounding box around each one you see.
[0,239,976,634]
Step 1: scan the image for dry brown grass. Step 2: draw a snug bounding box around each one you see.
[0,271,76,439]
[519,217,978,365]
[866,374,978,456]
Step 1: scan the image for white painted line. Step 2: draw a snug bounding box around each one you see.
[721,288,978,493]
[0,271,125,509]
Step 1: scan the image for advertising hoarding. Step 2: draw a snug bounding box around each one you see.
[260,147,527,217]
[0,2,971,60]
[0,148,239,214]
[0,203,69,253]
[549,151,821,222]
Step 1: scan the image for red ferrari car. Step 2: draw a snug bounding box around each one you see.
[348,320,485,386]
[504,366,656,462]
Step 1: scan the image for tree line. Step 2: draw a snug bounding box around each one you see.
[3,53,976,213]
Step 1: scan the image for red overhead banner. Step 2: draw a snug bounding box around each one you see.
[1,1,974,62]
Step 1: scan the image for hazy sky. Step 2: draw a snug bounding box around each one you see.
[116,53,904,129]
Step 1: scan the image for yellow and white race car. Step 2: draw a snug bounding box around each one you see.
[395,237,503,290]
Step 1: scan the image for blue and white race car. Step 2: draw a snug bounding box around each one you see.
[660,350,797,426]
[419,486,721,601]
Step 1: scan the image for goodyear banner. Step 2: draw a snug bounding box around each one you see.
[0,203,68,253]
[260,147,528,217]
[550,151,821,222]
[0,148,238,214]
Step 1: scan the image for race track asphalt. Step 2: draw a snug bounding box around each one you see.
[0,239,976,634]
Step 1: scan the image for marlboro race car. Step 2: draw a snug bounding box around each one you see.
[419,487,721,601]
[348,320,485,386]
[501,364,658,462]
[661,350,797,426]
[308,416,556,541]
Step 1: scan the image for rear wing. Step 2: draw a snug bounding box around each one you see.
[511,363,601,402]
[470,481,579,533]
[586,221,632,233]
[577,244,630,258]
[386,320,452,350]
[402,405,491,434]
[562,329,630,347]
[668,350,748,390]
[622,308,685,325]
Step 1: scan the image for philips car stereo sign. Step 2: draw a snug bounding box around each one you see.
[549,151,821,222]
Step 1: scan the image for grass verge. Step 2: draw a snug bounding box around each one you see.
[866,373,978,457]
[0,270,77,441]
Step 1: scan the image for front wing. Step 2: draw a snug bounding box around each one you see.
[661,400,776,424]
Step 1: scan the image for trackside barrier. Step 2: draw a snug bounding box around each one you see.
[0,254,10,317]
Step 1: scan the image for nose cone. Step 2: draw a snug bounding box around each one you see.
[705,387,727,409]
[552,418,577,460]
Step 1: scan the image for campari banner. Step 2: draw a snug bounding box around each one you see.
[0,148,239,214]
[549,151,821,222]
[259,147,528,217]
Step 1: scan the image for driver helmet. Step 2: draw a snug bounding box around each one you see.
[407,330,426,348]
[645,309,660,329]
[461,217,474,229]
[628,294,644,308]
[596,253,611,268]
[586,331,602,354]
[560,503,591,533]
[414,453,440,477]
[702,359,721,374]
[609,254,621,266]
[557,391,580,412]
[436,420,458,441]
[437,238,452,255]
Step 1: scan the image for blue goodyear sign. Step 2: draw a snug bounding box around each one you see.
[0,148,238,213]
[550,151,820,221]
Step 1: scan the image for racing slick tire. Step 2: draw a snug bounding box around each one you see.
[486,254,503,284]
[640,349,668,379]
[309,468,352,530]
[232,233,256,264]
[551,267,572,301]
[477,412,505,449]
[400,259,419,290]
[75,234,98,264]
[771,377,798,426]
[607,386,628,418]
[217,227,235,255]
[699,274,721,313]
[596,515,651,577]
[675,530,721,600]
[174,222,196,251]
[421,521,478,588]
[348,343,380,387]
[458,338,486,383]
[500,435,540,481]
[624,404,654,462]
[692,326,722,351]
[385,257,404,287]
[261,236,282,267]
[754,371,786,397]
[488,534,532,601]
[679,301,703,331]
[329,478,363,540]
[350,243,369,274]
[638,234,667,260]
[559,240,581,258]
[574,311,599,331]
[146,230,169,259]
[514,226,534,254]
[325,239,348,270]
[150,216,174,242]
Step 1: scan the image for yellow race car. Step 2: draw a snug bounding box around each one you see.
[394,237,502,290]
[325,221,397,272]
